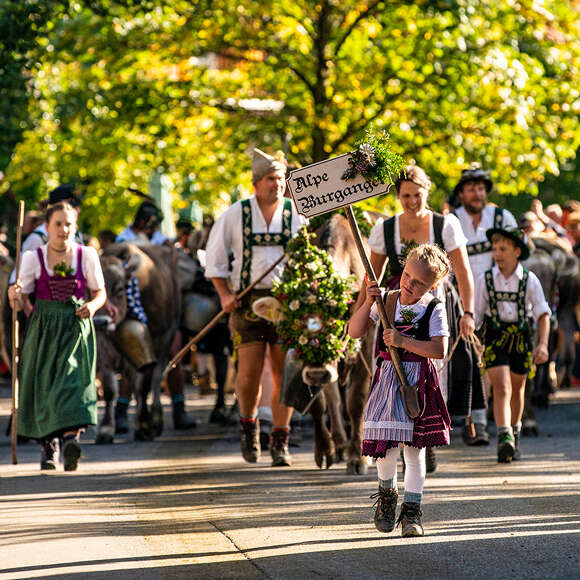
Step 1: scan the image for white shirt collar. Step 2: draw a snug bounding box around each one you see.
[492,262,523,282]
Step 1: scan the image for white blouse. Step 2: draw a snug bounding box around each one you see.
[204,195,307,291]
[370,292,449,337]
[368,211,467,256]
[20,243,105,294]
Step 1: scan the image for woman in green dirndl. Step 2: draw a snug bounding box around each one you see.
[8,202,106,471]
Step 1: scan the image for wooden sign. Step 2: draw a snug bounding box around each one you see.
[286,153,390,218]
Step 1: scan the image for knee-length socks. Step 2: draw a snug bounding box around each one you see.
[376,446,426,504]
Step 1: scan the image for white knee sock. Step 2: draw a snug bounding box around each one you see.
[403,446,426,503]
[376,447,399,489]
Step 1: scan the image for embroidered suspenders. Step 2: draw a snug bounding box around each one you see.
[239,198,292,290]
[484,268,530,331]
[466,207,503,256]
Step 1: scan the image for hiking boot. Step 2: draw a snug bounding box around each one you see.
[397,502,424,537]
[497,432,516,463]
[40,438,60,470]
[173,400,197,430]
[512,431,522,461]
[114,400,129,435]
[62,435,82,472]
[370,487,399,533]
[240,419,261,463]
[425,447,437,473]
[270,429,292,467]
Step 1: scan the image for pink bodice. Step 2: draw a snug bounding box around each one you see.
[35,246,87,301]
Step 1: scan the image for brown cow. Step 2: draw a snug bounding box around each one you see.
[95,242,181,442]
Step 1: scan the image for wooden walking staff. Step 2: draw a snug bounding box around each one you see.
[11,200,25,464]
[161,253,286,388]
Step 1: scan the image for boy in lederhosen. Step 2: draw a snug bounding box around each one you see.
[474,227,550,462]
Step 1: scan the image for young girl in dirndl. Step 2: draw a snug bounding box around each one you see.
[349,244,451,537]
[8,202,106,471]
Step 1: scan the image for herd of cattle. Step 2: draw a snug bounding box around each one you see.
[0,214,578,472]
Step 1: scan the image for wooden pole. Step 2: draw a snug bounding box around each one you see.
[11,200,25,465]
[161,253,286,387]
[344,204,411,389]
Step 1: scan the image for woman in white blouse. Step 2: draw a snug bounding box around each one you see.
[368,165,475,336]
[365,165,484,466]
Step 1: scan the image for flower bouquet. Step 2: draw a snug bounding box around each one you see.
[342,128,405,184]
[272,227,356,366]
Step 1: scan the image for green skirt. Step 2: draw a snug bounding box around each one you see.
[18,298,97,439]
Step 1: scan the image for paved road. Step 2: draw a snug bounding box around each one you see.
[0,383,579,579]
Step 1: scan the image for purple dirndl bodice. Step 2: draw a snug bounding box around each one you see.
[35,245,87,301]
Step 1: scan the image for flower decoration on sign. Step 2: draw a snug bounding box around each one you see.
[53,261,74,278]
[341,128,405,185]
[272,227,356,366]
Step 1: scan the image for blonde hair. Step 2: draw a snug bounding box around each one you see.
[406,243,451,283]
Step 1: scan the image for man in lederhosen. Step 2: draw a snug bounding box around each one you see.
[452,166,517,444]
[205,149,306,466]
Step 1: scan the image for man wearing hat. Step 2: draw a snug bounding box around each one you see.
[205,148,306,466]
[474,226,550,463]
[452,166,518,283]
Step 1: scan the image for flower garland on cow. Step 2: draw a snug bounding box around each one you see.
[253,227,357,370]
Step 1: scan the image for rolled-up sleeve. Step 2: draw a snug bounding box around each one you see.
[527,271,551,320]
[19,250,40,294]
[82,246,105,291]
[442,213,468,253]
[205,205,237,280]
[368,218,387,255]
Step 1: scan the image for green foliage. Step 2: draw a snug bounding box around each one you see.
[342,130,405,184]
[1,0,579,235]
[273,228,355,366]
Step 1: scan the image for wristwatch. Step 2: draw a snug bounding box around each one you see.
[463,311,474,318]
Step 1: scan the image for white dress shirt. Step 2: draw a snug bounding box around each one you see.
[205,195,307,291]
[474,263,550,329]
[455,205,517,282]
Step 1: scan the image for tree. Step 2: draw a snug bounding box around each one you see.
[2,0,579,234]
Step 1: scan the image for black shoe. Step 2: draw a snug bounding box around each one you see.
[209,406,236,426]
[397,502,424,537]
[62,436,81,472]
[114,401,129,435]
[471,422,490,446]
[260,419,272,451]
[172,400,197,430]
[370,487,399,533]
[425,447,437,473]
[40,438,60,470]
[270,429,292,467]
[497,432,516,463]
[240,419,261,463]
[512,431,522,461]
